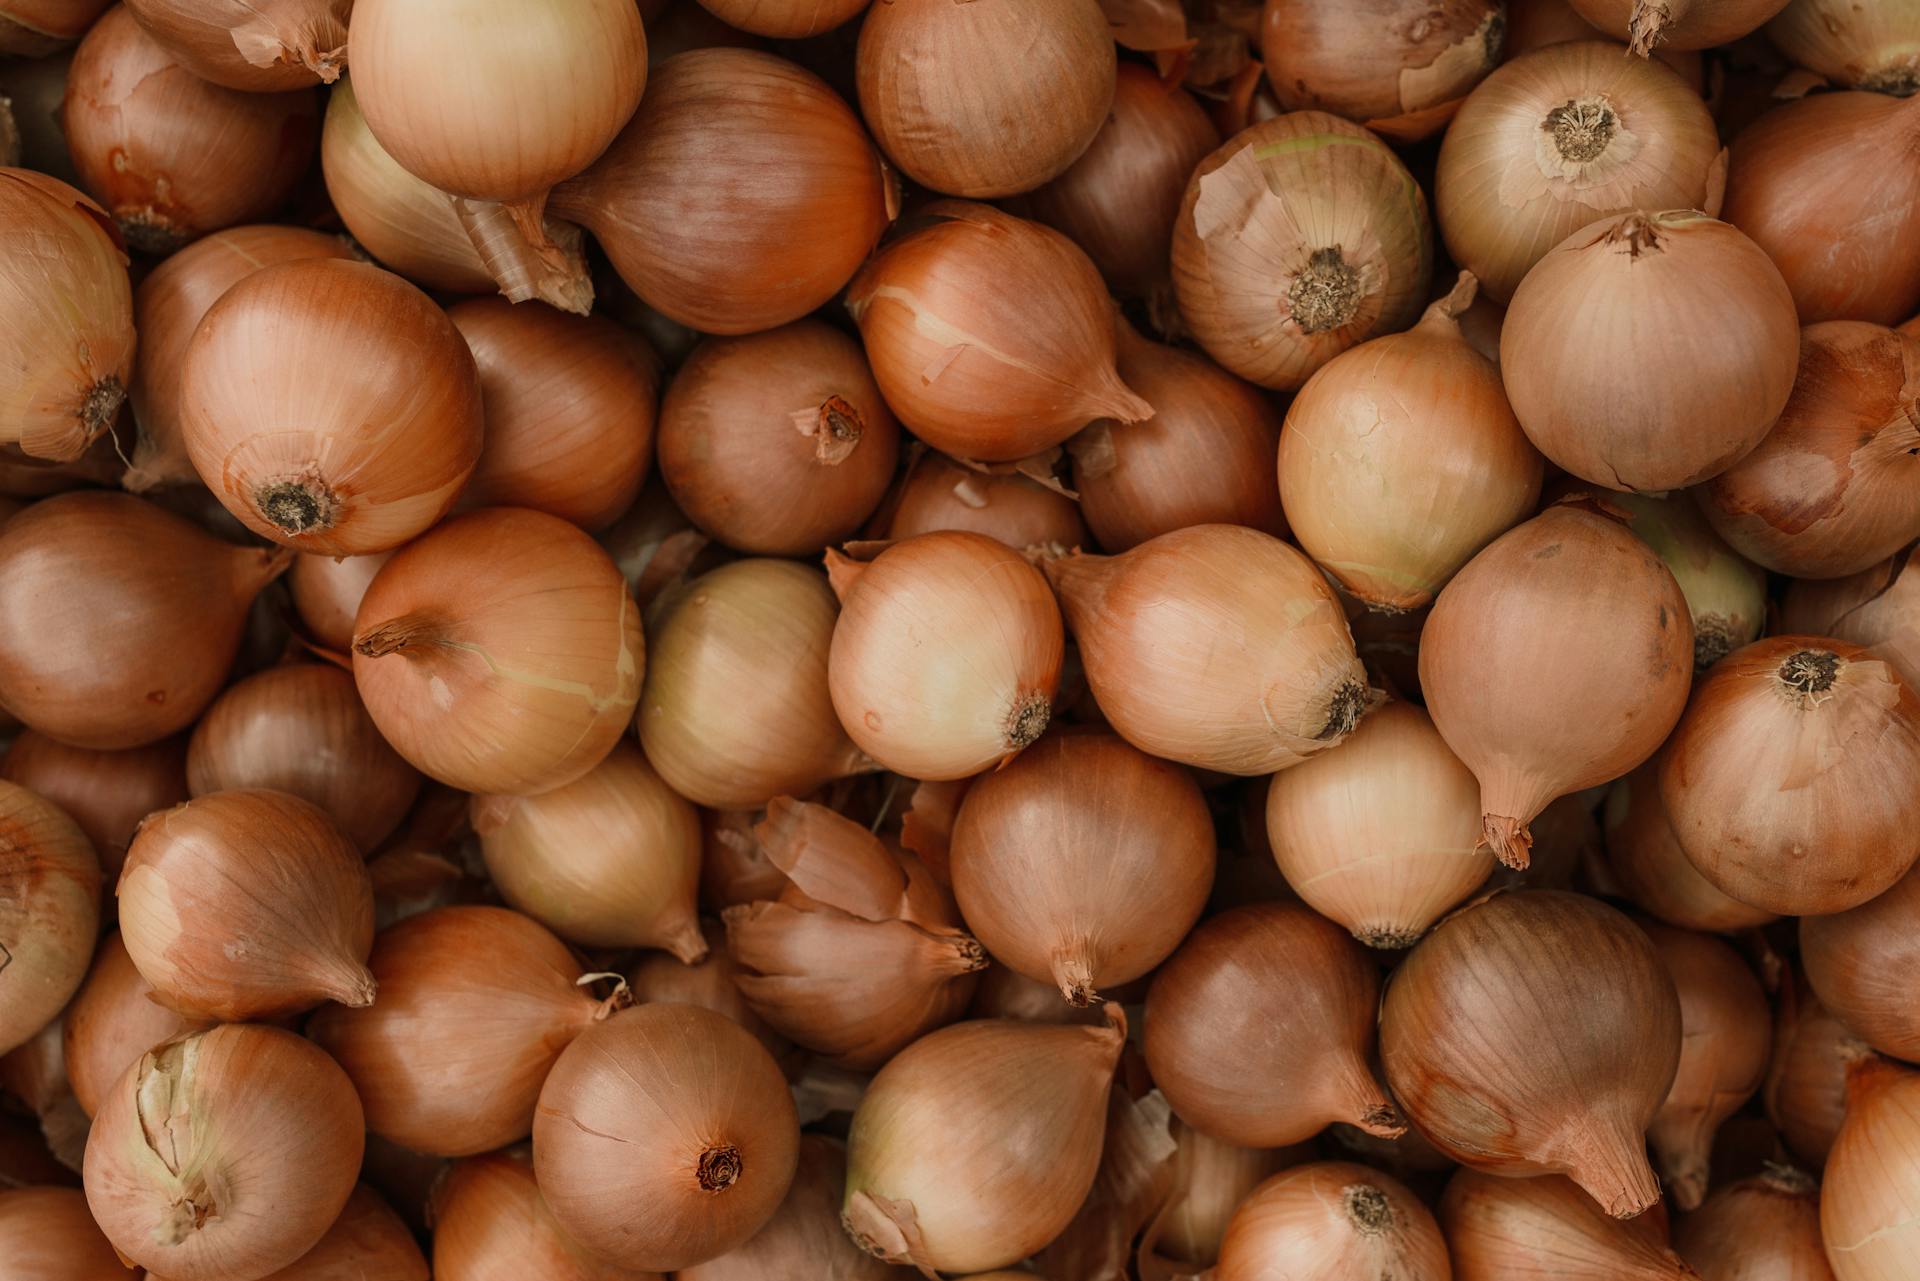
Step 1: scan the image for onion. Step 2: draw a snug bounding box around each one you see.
[967,962,1110,1026]
[695,0,866,36]
[368,848,485,931]
[950,731,1214,1005]
[1566,0,1792,52]
[1674,1166,1833,1281]
[1585,490,1768,671]
[1137,1124,1293,1276]
[854,0,1115,198]
[1436,41,1719,303]
[842,1007,1127,1274]
[180,258,484,554]
[1783,551,1920,694]
[628,919,792,1067]
[596,478,716,610]
[1072,323,1288,552]
[1766,971,1863,1170]
[1214,1160,1450,1280]
[187,664,423,855]
[533,1003,800,1272]
[123,0,348,90]
[62,932,210,1118]
[0,1186,136,1278]
[430,1148,665,1281]
[0,2,110,55]
[469,742,703,958]
[1046,524,1370,774]
[640,559,867,808]
[1260,0,1505,138]
[657,321,898,554]
[0,169,133,462]
[448,298,657,533]
[1696,322,1920,579]
[678,1134,893,1281]
[1821,1056,1920,1279]
[0,492,291,749]
[351,507,644,796]
[1441,1169,1695,1279]
[227,1184,428,1281]
[1144,902,1403,1147]
[1280,273,1544,608]
[1768,0,1920,95]
[0,731,187,886]
[0,51,79,185]
[846,201,1151,461]
[826,532,1063,781]
[1802,862,1920,1063]
[83,1024,364,1281]
[1602,760,1778,933]
[883,452,1088,551]
[289,551,390,654]
[62,6,319,253]
[1171,111,1433,389]
[1382,891,1682,1217]
[723,797,986,1068]
[0,781,99,1058]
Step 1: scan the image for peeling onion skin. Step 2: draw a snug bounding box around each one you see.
[0,730,189,887]
[1214,1160,1452,1281]
[1673,1166,1834,1281]
[1261,0,1506,135]
[430,1149,665,1281]
[1767,0,1920,96]
[62,932,211,1119]
[0,1185,138,1278]
[1820,1057,1920,1280]
[123,0,351,92]
[1566,0,1792,52]
[1441,1169,1695,1280]
[1802,862,1920,1064]
[0,780,100,1059]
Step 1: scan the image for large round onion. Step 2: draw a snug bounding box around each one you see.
[0,781,99,1058]
[123,0,349,90]
[1821,1057,1920,1279]
[1783,551,1920,694]
[1801,861,1920,1063]
[1260,0,1505,137]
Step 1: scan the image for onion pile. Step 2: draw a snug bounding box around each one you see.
[123,0,350,90]
[1261,0,1505,139]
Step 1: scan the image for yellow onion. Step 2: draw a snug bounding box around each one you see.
[847,201,1151,462]
[1660,637,1920,915]
[470,742,703,958]
[1783,551,1920,694]
[1436,41,1719,302]
[63,7,318,252]
[827,532,1063,780]
[0,1012,87,1174]
[1046,524,1369,775]
[724,797,986,1068]
[1593,489,1768,670]
[214,1184,429,1281]
[0,781,99,1058]
[1214,1161,1450,1280]
[1261,0,1505,138]
[288,550,390,654]
[0,168,133,462]
[0,1185,137,1277]
[1697,322,1920,580]
[82,1024,364,1281]
[842,1007,1127,1274]
[430,1149,665,1281]
[1137,1124,1295,1278]
[854,0,1115,198]
[1674,1166,1834,1281]
[657,321,899,555]
[309,905,629,1158]
[1821,1056,1920,1279]
[1601,760,1778,934]
[679,1135,895,1281]
[62,932,211,1118]
[1802,862,1920,1063]
[123,0,348,90]
[0,2,110,55]
[1769,0,1920,94]
[1280,273,1544,609]
[694,0,866,36]
[638,559,868,808]
[1767,971,1863,1170]
[1566,0,1791,52]
[628,919,792,1068]
[1032,1087,1180,1281]
[352,508,644,796]
[1420,501,1692,869]
[1441,1169,1695,1279]
[0,731,187,885]
[881,452,1088,551]
[1171,111,1432,389]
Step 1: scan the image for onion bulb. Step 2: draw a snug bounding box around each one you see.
[1768,0,1920,95]
[1171,111,1433,389]
[352,507,644,796]
[124,0,349,90]
[1280,273,1544,609]
[679,1134,894,1281]
[1382,891,1682,1217]
[1821,1056,1920,1279]
[1137,1124,1294,1276]
[1596,490,1768,671]
[1783,551,1920,694]
[846,200,1151,461]
[1214,1161,1451,1281]
[0,2,111,55]
[0,781,99,1058]
[1441,1169,1696,1279]
[1566,0,1792,52]
[1260,0,1506,138]
[289,550,390,655]
[62,932,211,1119]
[1803,862,1920,1063]
[950,731,1215,1005]
[246,1184,428,1281]
[430,1147,666,1281]
[628,919,792,1068]
[0,1185,136,1278]
[1602,761,1778,934]
[0,731,188,886]
[1674,1166,1834,1281]
[695,0,867,37]
[842,1007,1126,1274]
[533,1003,800,1272]
[1145,902,1404,1147]
[1436,41,1719,302]
[0,491,291,749]
[827,532,1063,781]
[1766,971,1863,1169]
[882,452,1089,551]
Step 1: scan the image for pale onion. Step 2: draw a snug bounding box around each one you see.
[351,507,644,796]
[628,919,792,1068]
[679,1135,895,1281]
[0,731,188,885]
[1382,891,1683,1217]
[1280,272,1544,608]
[1214,1161,1450,1281]
[0,492,291,749]
[1766,971,1863,1169]
[1436,41,1720,302]
[0,1,111,55]
[1821,1056,1920,1280]
[1144,902,1404,1147]
[696,0,867,37]
[638,559,868,808]
[469,742,703,958]
[1566,0,1792,52]
[1441,1169,1695,1279]
[1674,1166,1834,1281]
[883,452,1088,551]
[0,781,99,1057]
[1046,523,1370,775]
[826,532,1063,780]
[1261,0,1505,138]
[846,201,1151,461]
[289,550,390,654]
[430,1148,666,1281]
[842,1007,1127,1274]
[124,0,349,90]
[1601,760,1778,933]
[62,932,210,1118]
[1597,489,1768,670]
[950,731,1214,1005]
[1171,111,1433,389]
[1803,862,1920,1063]
[236,1184,428,1281]
[1137,1124,1294,1277]
[1420,500,1692,869]
[1783,551,1920,693]
[1768,0,1920,94]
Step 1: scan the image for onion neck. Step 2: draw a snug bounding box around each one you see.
[1563,1114,1663,1219]
[798,397,866,466]
[314,956,378,1009]
[452,195,594,316]
[1330,1056,1405,1139]
[1627,1,1681,57]
[1050,943,1102,1008]
[659,913,711,966]
[1480,813,1534,871]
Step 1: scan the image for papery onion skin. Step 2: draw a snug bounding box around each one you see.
[1768,0,1920,95]
[0,1,112,55]
[1214,1160,1451,1281]
[235,1183,428,1281]
[62,932,211,1118]
[1566,0,1792,52]
[595,479,716,611]
[0,731,188,886]
[1674,1165,1835,1281]
[1602,761,1778,934]
[289,551,391,654]
[1441,1169,1695,1279]
[1820,1057,1920,1280]
[697,0,868,37]
[1802,862,1920,1064]
[430,1149,666,1281]
[1139,1124,1295,1274]
[124,0,350,91]
[1171,110,1433,390]
[1782,551,1920,694]
[0,1185,137,1276]
[0,780,100,1058]
[1261,0,1505,134]
[1436,41,1719,303]
[629,919,793,1068]
[1382,891,1683,1218]
[679,1134,894,1281]
[883,452,1088,551]
[352,507,644,797]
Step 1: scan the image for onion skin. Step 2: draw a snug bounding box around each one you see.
[1802,862,1920,1063]
[1566,0,1791,51]
[1144,902,1404,1148]
[62,932,211,1119]
[1602,761,1778,934]
[1138,1124,1295,1275]
[123,0,349,91]
[0,781,100,1058]
[1441,1169,1695,1279]
[884,452,1088,551]
[0,2,112,55]
[1214,1160,1451,1281]
[430,1149,665,1281]
[1821,1057,1920,1280]
[950,731,1215,1006]
[1261,0,1505,134]
[679,1135,894,1281]
[232,1183,428,1281]
[1768,0,1920,96]
[0,731,188,886]
[1674,1166,1834,1281]
[1782,552,1920,694]
[289,551,390,654]
[696,0,867,37]
[0,1185,137,1278]
[1382,891,1683,1218]
[628,918,793,1068]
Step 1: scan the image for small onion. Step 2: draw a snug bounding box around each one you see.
[679,1134,894,1281]
[62,932,211,1118]
[1261,0,1505,137]
[1766,971,1862,1170]
[1768,0,1920,95]
[1594,489,1768,671]
[1566,0,1792,52]
[1821,1056,1920,1279]
[235,1184,428,1281]
[0,731,188,885]
[0,1185,136,1277]
[0,781,99,1058]
[1601,760,1778,934]
[1782,551,1920,694]
[123,0,349,90]
[0,2,111,55]
[288,550,390,654]
[1214,1161,1451,1281]
[1137,1124,1294,1276]
[1171,111,1433,389]
[430,1149,664,1281]
[1441,1169,1695,1280]
[1803,861,1920,1063]
[628,919,792,1067]
[882,452,1088,551]
[1674,1165,1834,1281]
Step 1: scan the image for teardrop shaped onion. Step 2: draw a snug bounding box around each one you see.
[1601,761,1778,933]
[1765,970,1860,1169]
[1420,501,1693,869]
[1802,861,1920,1063]
[62,933,211,1118]
[1045,524,1370,775]
[1172,111,1433,389]
[0,1186,136,1279]
[431,1148,666,1281]
[842,1008,1126,1275]
[0,731,187,886]
[846,201,1152,462]
[1442,1169,1695,1280]
[1214,1161,1451,1281]
[352,508,644,796]
[827,533,1063,781]
[1783,552,1920,694]
[1767,0,1920,94]
[1382,891,1682,1218]
[1674,1166,1833,1281]
[1821,1057,1920,1279]
[289,550,391,654]
[882,452,1089,551]
[123,0,349,90]
[680,1134,894,1281]
[0,781,99,1057]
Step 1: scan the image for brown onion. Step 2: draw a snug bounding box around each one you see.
[0,781,99,1058]
[1821,1056,1920,1279]
[1802,862,1920,1063]
[0,1185,137,1277]
[1145,902,1403,1147]
[595,479,716,610]
[1261,0,1505,138]
[1172,111,1433,389]
[1602,760,1778,934]
[0,2,110,54]
[533,1003,800,1272]
[0,731,187,885]
[1382,891,1682,1217]
[882,452,1088,551]
[628,919,792,1066]
[658,322,898,555]
[695,0,866,36]
[1674,1165,1834,1281]
[1766,971,1862,1170]
[62,932,210,1118]
[220,1184,428,1281]
[352,507,644,796]
[430,1149,664,1281]
[63,7,318,252]
[289,550,390,654]
[678,1134,894,1281]
[1768,0,1920,95]
[847,201,1151,461]
[1137,1124,1294,1277]
[1593,490,1769,671]
[1214,1160,1451,1281]
[1047,524,1370,774]
[1442,1169,1695,1279]
[1782,551,1920,693]
[1566,0,1791,52]
[123,0,347,91]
